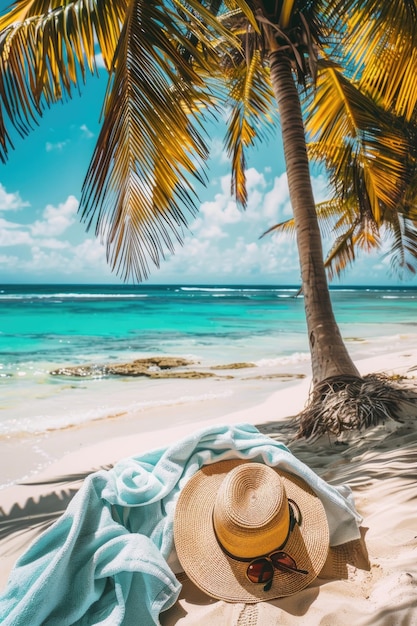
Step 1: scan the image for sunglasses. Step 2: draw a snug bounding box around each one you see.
[218,498,309,592]
[246,550,308,591]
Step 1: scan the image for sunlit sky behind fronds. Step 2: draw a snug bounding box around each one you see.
[0,67,412,286]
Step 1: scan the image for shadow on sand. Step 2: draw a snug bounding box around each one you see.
[0,465,112,554]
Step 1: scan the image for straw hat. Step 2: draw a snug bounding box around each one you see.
[174,459,329,602]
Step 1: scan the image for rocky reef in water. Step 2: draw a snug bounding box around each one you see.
[50,356,306,381]
[50,357,211,379]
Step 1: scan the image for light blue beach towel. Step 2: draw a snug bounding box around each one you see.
[0,423,362,625]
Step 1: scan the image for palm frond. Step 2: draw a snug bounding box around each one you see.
[340,0,417,120]
[306,61,409,224]
[261,195,380,281]
[79,0,223,281]
[261,195,355,241]
[0,0,248,163]
[383,214,417,278]
[223,50,275,205]
[0,0,81,26]
[260,216,295,238]
[324,216,382,280]
[324,227,357,280]
[0,0,127,161]
[278,0,296,29]
[314,198,353,238]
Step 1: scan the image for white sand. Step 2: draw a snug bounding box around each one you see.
[1,349,417,624]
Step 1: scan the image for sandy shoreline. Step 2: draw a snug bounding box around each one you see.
[0,370,307,489]
[1,349,417,623]
[1,348,414,490]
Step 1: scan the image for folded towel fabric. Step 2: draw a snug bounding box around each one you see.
[0,423,362,625]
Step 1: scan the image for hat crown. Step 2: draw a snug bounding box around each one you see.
[213,463,290,558]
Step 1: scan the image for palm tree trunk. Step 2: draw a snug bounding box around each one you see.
[269,51,360,385]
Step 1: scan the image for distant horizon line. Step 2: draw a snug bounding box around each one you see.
[2,282,417,290]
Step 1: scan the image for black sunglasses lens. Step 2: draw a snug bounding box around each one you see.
[246,558,274,584]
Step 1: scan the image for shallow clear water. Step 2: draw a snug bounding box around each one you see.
[2,283,417,435]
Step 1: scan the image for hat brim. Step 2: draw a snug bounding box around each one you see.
[174,459,329,603]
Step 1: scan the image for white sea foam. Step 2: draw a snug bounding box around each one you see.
[255,353,311,367]
[180,287,237,292]
[0,383,235,436]
[179,286,297,293]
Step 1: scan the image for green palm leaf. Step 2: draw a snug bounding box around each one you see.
[306,61,409,223]
[0,0,126,160]
[340,0,417,120]
[80,0,222,281]
[383,214,417,278]
[0,0,254,276]
[223,48,276,205]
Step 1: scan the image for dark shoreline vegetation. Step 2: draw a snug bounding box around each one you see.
[50,356,306,381]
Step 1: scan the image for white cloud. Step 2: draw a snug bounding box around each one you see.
[0,186,33,247]
[0,228,32,246]
[95,52,106,69]
[45,140,69,152]
[0,165,394,285]
[312,174,331,203]
[0,217,25,229]
[72,238,107,267]
[263,173,290,219]
[198,224,228,240]
[210,137,229,164]
[21,246,71,273]
[31,195,78,237]
[0,183,30,211]
[12,237,108,277]
[164,229,299,281]
[80,124,94,139]
[0,195,81,252]
[245,167,266,191]
[0,186,110,276]
[246,189,264,216]
[199,186,241,231]
[197,169,291,239]
[38,238,70,250]
[0,252,19,266]
[154,166,303,282]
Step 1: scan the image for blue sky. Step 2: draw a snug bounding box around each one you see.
[0,64,414,286]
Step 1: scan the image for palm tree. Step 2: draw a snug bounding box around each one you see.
[214,2,417,435]
[1,0,417,437]
[219,4,363,387]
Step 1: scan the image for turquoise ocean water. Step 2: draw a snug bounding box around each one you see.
[2,283,417,438]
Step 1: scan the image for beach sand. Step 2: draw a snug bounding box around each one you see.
[1,350,417,624]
